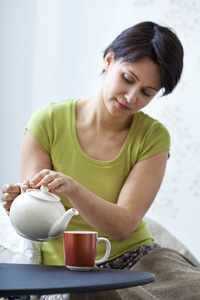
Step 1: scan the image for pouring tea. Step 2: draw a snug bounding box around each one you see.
[10,185,79,241]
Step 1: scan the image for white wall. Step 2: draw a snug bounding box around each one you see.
[1,0,200,261]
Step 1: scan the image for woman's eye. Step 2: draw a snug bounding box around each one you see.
[142,89,155,98]
[123,74,133,84]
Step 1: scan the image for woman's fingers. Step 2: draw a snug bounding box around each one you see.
[30,169,51,187]
[2,184,21,202]
[1,183,21,215]
[2,183,21,195]
[30,169,62,188]
[28,169,75,196]
[41,172,61,187]
[22,180,32,191]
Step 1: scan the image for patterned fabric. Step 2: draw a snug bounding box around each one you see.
[40,293,70,300]
[98,243,161,270]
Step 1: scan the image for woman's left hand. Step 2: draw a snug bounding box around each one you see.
[30,169,75,196]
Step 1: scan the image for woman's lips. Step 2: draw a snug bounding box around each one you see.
[116,99,130,111]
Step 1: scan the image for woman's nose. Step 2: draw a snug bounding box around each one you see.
[124,87,138,104]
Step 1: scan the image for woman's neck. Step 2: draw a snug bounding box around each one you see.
[76,92,133,134]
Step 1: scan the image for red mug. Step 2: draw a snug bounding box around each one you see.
[64,231,111,271]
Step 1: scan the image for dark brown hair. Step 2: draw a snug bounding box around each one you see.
[103,21,184,96]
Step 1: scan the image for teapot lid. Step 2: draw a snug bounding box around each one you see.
[26,186,60,202]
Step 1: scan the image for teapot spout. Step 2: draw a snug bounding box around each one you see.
[48,208,79,238]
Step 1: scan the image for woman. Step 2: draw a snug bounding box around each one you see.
[2,22,200,299]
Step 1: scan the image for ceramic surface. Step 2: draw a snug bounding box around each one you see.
[10,186,78,241]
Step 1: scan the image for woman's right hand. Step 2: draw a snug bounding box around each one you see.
[1,181,31,216]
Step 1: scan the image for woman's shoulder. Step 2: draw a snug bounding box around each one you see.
[43,99,76,114]
[133,111,170,148]
[132,111,170,161]
[135,110,160,124]
[135,111,169,134]
[29,99,77,122]
[27,99,77,129]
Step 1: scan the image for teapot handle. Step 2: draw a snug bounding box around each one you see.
[15,182,25,194]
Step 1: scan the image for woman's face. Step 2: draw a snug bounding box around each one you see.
[102,53,162,118]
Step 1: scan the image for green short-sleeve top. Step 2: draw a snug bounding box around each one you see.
[26,99,170,265]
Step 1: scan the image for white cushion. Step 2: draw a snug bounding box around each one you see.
[0,204,41,264]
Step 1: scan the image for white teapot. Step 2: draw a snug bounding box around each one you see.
[10,185,79,242]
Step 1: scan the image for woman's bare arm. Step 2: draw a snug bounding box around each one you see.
[29,150,168,241]
[20,130,52,183]
[1,130,52,214]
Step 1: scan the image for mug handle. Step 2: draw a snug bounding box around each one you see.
[95,237,111,265]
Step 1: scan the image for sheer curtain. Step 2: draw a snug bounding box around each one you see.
[1,0,200,261]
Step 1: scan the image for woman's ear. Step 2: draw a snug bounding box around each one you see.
[104,52,115,71]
